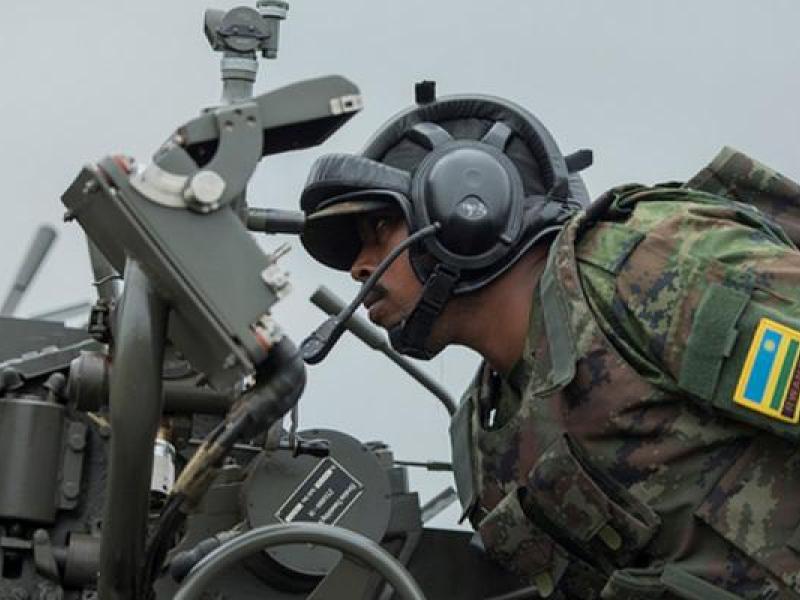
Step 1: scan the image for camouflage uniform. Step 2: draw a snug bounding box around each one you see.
[450,149,800,599]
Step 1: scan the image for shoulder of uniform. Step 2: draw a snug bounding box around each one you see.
[606,184,733,229]
[584,188,800,440]
[574,185,696,276]
[577,182,792,277]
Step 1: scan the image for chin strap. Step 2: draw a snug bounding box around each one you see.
[389,263,461,360]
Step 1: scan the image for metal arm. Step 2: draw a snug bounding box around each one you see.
[128,75,362,215]
[97,259,169,600]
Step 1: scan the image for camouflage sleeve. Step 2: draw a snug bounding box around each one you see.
[577,188,800,440]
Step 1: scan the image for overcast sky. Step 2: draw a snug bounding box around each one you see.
[1,1,798,529]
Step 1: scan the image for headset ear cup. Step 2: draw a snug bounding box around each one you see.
[355,93,590,295]
[410,139,525,270]
[355,92,590,359]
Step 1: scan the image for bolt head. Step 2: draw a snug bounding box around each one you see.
[62,482,79,499]
[187,170,225,211]
[69,432,86,451]
[83,179,99,195]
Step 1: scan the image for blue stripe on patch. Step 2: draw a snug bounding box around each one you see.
[744,329,782,403]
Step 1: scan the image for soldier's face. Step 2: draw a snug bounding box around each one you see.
[350,211,422,329]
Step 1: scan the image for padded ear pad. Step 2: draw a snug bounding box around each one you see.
[300,153,412,212]
[410,140,525,270]
[300,153,415,271]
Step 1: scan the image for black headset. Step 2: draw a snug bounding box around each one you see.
[300,83,592,362]
[358,87,590,295]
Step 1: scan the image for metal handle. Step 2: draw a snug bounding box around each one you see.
[174,522,427,600]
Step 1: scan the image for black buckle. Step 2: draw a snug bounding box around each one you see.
[418,264,460,313]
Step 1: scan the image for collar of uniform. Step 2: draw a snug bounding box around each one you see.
[534,225,579,392]
[471,246,553,419]
[500,254,548,397]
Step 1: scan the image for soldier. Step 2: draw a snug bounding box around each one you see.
[299,85,800,599]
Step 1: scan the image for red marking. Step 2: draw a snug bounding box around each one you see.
[252,329,272,354]
[111,155,134,174]
[782,360,800,419]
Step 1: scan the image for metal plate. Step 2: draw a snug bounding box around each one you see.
[274,456,364,526]
[243,429,391,577]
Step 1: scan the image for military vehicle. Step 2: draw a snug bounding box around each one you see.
[0,3,535,599]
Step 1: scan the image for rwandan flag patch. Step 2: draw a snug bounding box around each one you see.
[734,317,800,423]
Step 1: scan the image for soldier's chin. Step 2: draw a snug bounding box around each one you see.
[367,308,389,328]
[423,330,447,356]
[368,307,404,330]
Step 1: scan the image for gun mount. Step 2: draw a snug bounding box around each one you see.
[0,3,534,600]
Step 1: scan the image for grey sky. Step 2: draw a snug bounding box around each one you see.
[1,1,798,528]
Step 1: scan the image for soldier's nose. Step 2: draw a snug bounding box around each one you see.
[350,250,374,283]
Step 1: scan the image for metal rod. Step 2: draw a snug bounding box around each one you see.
[221,53,258,104]
[394,460,453,472]
[310,286,457,415]
[87,240,121,304]
[29,300,91,322]
[246,207,305,234]
[218,41,258,220]
[419,487,458,524]
[98,259,169,600]
[1,225,57,316]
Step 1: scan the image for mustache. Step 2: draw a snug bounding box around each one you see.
[362,282,388,307]
[365,282,388,297]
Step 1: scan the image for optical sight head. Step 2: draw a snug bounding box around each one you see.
[204,2,288,60]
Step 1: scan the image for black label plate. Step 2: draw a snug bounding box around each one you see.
[275,456,364,525]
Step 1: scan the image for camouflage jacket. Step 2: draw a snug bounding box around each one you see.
[450,150,800,599]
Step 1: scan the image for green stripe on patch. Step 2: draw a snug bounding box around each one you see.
[734,317,800,424]
[772,340,800,410]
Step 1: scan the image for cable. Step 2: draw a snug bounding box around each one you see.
[139,338,306,595]
[301,223,440,364]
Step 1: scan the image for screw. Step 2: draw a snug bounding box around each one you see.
[69,432,86,451]
[83,179,99,195]
[63,482,79,499]
[33,529,48,544]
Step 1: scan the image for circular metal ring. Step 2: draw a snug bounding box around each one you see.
[173,522,427,600]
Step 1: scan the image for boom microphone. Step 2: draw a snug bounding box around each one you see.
[301,223,439,364]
